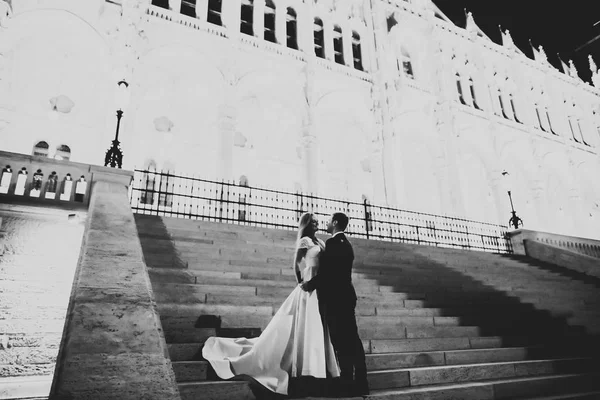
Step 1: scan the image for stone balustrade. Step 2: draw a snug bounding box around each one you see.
[507,229,600,259]
[0,151,93,207]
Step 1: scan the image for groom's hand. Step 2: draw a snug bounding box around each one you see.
[301,280,314,292]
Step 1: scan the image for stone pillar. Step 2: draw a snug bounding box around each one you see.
[275,3,286,45]
[253,0,264,39]
[343,24,354,68]
[49,167,179,400]
[301,131,319,196]
[323,18,334,62]
[297,7,312,53]
[197,0,209,22]
[217,102,235,182]
[170,0,182,14]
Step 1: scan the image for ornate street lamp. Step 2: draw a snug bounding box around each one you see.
[104,80,130,168]
[501,170,523,229]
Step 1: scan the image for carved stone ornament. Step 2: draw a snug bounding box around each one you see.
[49,95,75,114]
[154,116,174,132]
[234,131,248,147]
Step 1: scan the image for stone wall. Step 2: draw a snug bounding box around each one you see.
[0,206,85,399]
[49,169,180,399]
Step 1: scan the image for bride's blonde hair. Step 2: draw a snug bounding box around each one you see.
[293,212,315,272]
[296,212,315,242]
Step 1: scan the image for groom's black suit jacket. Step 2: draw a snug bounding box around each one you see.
[305,232,357,312]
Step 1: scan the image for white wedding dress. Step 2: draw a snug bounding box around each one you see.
[202,236,340,394]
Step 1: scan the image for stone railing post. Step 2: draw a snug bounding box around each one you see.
[49,166,180,399]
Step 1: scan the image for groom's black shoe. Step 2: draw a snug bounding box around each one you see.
[353,379,370,396]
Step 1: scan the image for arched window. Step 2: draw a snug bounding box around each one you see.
[207,0,222,26]
[546,108,557,135]
[180,0,196,17]
[286,8,298,49]
[32,141,49,157]
[498,89,508,119]
[313,18,325,58]
[535,104,546,131]
[240,0,254,36]
[469,78,480,109]
[333,25,344,65]
[55,144,71,161]
[456,73,466,105]
[577,119,589,145]
[352,31,363,71]
[151,0,169,9]
[509,94,520,123]
[140,161,157,205]
[264,0,276,43]
[158,166,174,208]
[400,47,413,78]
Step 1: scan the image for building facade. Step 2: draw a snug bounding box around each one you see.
[1,0,599,239]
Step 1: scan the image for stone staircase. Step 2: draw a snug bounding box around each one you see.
[135,215,600,400]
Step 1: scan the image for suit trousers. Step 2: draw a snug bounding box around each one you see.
[325,306,367,383]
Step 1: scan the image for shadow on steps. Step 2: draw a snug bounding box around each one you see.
[499,253,600,289]
[135,214,188,269]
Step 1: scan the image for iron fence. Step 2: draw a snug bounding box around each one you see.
[129,169,513,253]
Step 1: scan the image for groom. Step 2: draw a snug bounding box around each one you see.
[301,212,369,397]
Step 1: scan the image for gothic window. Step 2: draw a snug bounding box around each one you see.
[151,0,169,9]
[387,14,398,32]
[140,162,157,205]
[240,0,254,36]
[401,47,413,78]
[286,8,298,49]
[498,89,509,119]
[207,0,222,26]
[55,144,71,161]
[534,106,544,130]
[158,169,173,208]
[264,0,276,43]
[510,94,520,123]
[352,31,363,71]
[333,25,344,65]
[180,0,196,17]
[469,78,480,109]
[32,141,49,157]
[577,119,589,145]
[568,118,580,142]
[546,109,557,135]
[313,18,325,58]
[456,73,466,105]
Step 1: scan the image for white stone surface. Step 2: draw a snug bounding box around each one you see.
[0,0,599,239]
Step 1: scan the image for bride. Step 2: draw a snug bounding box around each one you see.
[202,212,340,395]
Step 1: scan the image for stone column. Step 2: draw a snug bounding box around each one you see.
[217,96,235,182]
[343,24,354,68]
[197,0,209,22]
[253,0,265,39]
[49,167,179,399]
[275,3,286,45]
[323,18,334,62]
[170,0,182,14]
[297,7,312,54]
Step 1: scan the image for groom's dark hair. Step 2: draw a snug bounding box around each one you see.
[332,212,349,231]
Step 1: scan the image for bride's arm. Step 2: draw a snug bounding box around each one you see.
[294,248,307,284]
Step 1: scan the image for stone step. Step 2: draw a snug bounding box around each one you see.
[174,372,600,400]
[0,375,52,400]
[172,350,584,384]
[369,372,600,400]
[368,357,595,390]
[178,380,254,400]
[521,391,600,399]
[370,336,533,354]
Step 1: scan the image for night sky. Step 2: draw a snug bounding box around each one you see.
[432,0,600,84]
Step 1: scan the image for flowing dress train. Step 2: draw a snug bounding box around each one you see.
[202,237,340,395]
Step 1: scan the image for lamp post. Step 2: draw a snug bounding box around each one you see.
[501,170,523,229]
[104,80,130,168]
